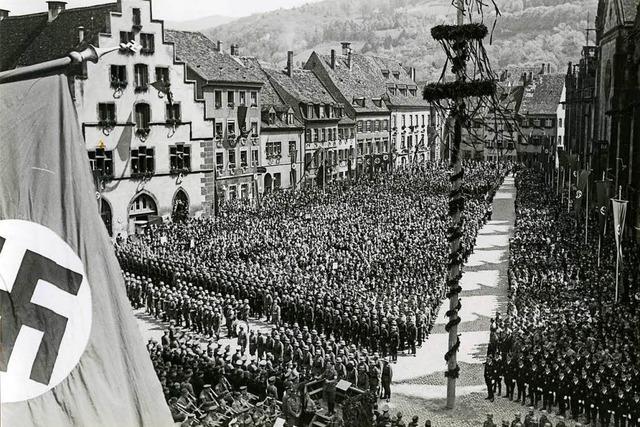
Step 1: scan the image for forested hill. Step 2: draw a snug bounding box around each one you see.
[204,0,597,82]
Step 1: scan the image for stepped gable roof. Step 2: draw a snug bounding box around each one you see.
[264,67,337,105]
[520,73,565,115]
[368,55,430,108]
[313,53,388,113]
[165,30,262,85]
[0,3,118,71]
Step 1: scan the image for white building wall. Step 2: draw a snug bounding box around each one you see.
[73,0,213,237]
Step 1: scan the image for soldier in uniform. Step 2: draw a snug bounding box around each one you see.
[381,358,393,401]
[485,356,496,402]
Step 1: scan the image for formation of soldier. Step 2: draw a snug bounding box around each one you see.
[484,169,640,427]
[119,162,510,424]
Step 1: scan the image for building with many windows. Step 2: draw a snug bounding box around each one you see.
[0,0,214,236]
[304,43,389,177]
[264,53,347,187]
[518,70,565,163]
[240,56,305,193]
[164,30,264,205]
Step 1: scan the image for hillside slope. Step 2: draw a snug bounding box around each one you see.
[204,0,596,81]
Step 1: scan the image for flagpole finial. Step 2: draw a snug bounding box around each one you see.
[618,186,622,200]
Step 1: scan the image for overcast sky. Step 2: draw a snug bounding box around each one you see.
[0,0,322,20]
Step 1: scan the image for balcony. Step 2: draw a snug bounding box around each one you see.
[110,79,127,90]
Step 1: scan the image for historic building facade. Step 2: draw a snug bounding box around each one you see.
[0,0,214,236]
[304,44,389,178]
[165,30,264,205]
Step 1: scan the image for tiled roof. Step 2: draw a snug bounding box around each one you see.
[239,56,303,129]
[264,67,337,105]
[520,74,565,115]
[239,56,287,108]
[311,53,388,113]
[0,3,118,71]
[0,12,48,71]
[367,55,430,108]
[164,30,262,84]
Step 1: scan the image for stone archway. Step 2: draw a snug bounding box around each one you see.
[264,173,273,194]
[172,188,189,223]
[128,192,158,234]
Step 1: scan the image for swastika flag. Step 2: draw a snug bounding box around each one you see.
[0,75,172,426]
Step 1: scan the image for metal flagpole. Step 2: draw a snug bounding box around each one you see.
[585,173,589,244]
[0,42,138,84]
[614,186,622,303]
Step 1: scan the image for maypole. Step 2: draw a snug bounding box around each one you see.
[423,8,498,409]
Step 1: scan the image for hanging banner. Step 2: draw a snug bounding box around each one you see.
[611,198,628,260]
[595,180,612,236]
[574,169,589,216]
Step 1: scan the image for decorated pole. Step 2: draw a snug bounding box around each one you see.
[424,15,496,410]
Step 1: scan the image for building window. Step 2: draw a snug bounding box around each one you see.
[98,103,116,125]
[559,118,563,128]
[229,185,237,199]
[401,135,406,149]
[134,64,149,91]
[545,119,553,128]
[266,141,282,159]
[214,91,222,109]
[382,120,388,130]
[422,115,425,126]
[250,91,258,107]
[240,150,248,167]
[365,120,371,132]
[227,121,235,138]
[110,65,127,89]
[228,149,236,168]
[88,149,114,178]
[134,103,151,130]
[289,141,297,161]
[357,121,363,132]
[131,146,155,175]
[251,149,258,166]
[215,122,223,139]
[558,135,563,145]
[274,173,281,189]
[155,67,169,83]
[389,87,396,95]
[287,113,294,125]
[119,31,134,51]
[140,33,155,55]
[216,152,224,169]
[401,115,406,127]
[533,119,541,127]
[169,144,191,172]
[239,91,246,106]
[227,90,235,107]
[409,89,417,96]
[166,103,181,124]
[250,121,258,137]
[132,8,142,26]
[321,128,326,141]
[409,115,413,126]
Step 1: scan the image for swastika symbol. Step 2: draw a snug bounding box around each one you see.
[0,236,83,385]
[0,220,92,403]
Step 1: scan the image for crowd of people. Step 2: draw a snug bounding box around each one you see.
[485,169,640,427]
[118,161,509,425]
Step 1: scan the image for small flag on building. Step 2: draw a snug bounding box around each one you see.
[0,75,172,426]
[611,196,628,261]
[595,180,612,236]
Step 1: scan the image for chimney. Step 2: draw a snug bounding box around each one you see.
[230,44,239,56]
[0,9,9,21]
[341,42,351,56]
[540,63,545,74]
[78,26,85,43]
[47,1,66,22]
[547,63,551,73]
[410,67,416,82]
[216,40,223,53]
[528,71,532,82]
[287,51,294,77]
[330,49,336,69]
[347,49,352,71]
